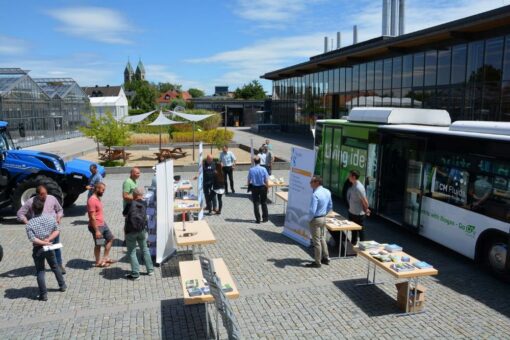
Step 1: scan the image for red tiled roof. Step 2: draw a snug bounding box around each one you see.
[157,90,192,103]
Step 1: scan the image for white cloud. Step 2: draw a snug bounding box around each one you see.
[0,35,29,55]
[145,64,208,92]
[187,33,330,89]
[0,58,119,87]
[233,0,325,26]
[47,7,134,44]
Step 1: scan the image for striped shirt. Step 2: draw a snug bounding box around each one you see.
[17,195,63,224]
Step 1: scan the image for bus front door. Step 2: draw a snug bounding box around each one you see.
[378,135,426,228]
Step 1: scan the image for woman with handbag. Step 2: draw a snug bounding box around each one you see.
[212,163,225,215]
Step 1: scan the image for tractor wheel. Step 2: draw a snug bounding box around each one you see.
[63,192,81,208]
[12,175,63,212]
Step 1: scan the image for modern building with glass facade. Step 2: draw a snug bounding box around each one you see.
[262,6,510,133]
[0,68,90,147]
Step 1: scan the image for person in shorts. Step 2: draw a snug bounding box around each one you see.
[87,182,115,267]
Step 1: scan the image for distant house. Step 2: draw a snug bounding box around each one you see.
[82,85,128,119]
[158,90,192,105]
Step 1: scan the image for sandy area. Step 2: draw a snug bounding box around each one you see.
[80,146,253,167]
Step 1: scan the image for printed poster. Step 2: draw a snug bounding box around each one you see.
[283,147,316,246]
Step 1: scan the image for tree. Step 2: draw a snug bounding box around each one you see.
[131,82,158,111]
[169,98,187,110]
[157,82,182,93]
[234,80,266,100]
[188,88,205,98]
[80,112,131,152]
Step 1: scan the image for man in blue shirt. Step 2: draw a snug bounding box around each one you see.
[219,145,236,194]
[306,176,333,268]
[86,164,103,198]
[247,156,269,223]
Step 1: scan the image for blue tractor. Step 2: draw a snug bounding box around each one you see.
[0,121,105,212]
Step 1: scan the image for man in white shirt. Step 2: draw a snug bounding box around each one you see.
[219,145,236,194]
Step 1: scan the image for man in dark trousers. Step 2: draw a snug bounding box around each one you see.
[247,156,269,223]
[347,170,370,244]
[123,188,154,280]
[219,145,236,194]
[25,197,66,301]
[203,154,217,214]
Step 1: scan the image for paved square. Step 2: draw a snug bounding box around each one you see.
[1,169,509,339]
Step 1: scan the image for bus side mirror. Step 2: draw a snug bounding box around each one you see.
[18,123,26,138]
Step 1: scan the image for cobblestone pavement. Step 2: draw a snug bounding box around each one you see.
[1,169,510,339]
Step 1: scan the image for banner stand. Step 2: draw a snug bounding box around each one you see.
[282,147,316,247]
[155,160,176,264]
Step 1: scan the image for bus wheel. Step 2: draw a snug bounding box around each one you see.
[484,235,509,281]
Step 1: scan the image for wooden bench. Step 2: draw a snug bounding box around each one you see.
[99,148,131,162]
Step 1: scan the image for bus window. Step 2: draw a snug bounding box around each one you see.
[430,166,470,206]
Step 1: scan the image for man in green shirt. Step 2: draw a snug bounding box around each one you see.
[123,167,141,209]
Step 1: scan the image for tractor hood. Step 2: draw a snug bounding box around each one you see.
[65,158,106,178]
[5,149,66,173]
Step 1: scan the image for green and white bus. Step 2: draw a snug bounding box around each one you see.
[315,108,510,278]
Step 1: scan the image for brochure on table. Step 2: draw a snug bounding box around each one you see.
[197,141,204,220]
[283,147,316,246]
[155,160,176,263]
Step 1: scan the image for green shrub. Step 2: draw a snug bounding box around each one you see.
[171,129,234,143]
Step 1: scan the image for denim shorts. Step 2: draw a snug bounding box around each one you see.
[88,224,114,242]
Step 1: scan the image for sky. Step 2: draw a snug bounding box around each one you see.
[1,0,509,95]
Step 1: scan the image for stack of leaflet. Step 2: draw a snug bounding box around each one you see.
[358,241,380,251]
[390,262,416,272]
[414,261,433,269]
[384,244,403,252]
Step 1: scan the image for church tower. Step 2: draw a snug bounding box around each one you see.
[135,59,145,81]
[124,60,134,84]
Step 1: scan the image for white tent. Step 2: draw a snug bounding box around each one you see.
[148,111,182,150]
[169,110,215,161]
[122,110,157,124]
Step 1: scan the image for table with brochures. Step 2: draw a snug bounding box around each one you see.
[179,258,240,305]
[275,191,288,214]
[325,211,362,259]
[354,241,438,315]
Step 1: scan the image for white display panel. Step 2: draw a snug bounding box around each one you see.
[283,147,316,246]
[156,160,176,264]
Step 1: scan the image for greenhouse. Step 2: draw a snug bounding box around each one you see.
[0,68,90,147]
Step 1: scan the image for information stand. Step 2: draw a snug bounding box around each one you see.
[155,160,176,264]
[283,147,316,246]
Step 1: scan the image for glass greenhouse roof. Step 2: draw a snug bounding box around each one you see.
[0,68,27,93]
[33,78,79,98]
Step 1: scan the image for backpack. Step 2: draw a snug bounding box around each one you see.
[126,200,147,233]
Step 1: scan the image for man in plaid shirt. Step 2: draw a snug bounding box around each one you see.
[25,197,67,301]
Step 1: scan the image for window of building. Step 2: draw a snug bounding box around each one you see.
[339,68,346,93]
[451,44,467,85]
[383,58,392,90]
[367,62,374,92]
[392,56,402,90]
[402,55,413,87]
[413,52,425,88]
[359,63,367,92]
[424,50,437,87]
[374,60,383,90]
[352,65,359,91]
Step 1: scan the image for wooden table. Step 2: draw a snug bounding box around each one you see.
[175,220,216,258]
[354,245,438,314]
[325,215,362,259]
[174,199,201,213]
[275,191,288,214]
[267,179,287,203]
[179,258,240,305]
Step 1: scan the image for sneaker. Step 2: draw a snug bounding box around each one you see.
[38,294,48,301]
[305,262,321,268]
[147,271,154,276]
[321,259,330,265]
[125,274,140,281]
[60,284,67,292]
[60,264,66,275]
